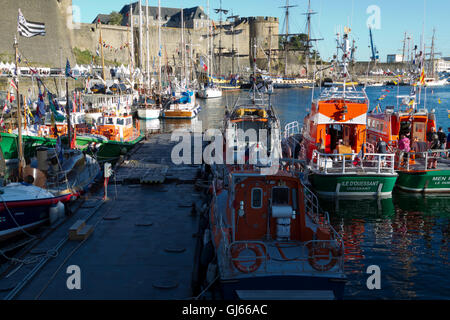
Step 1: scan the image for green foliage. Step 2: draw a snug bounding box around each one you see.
[73,48,120,67]
[73,47,93,65]
[109,11,123,26]
[278,34,321,60]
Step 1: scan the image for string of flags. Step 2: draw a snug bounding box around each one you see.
[99,40,131,53]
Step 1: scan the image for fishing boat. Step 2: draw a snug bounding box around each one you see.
[286,29,398,198]
[24,147,100,202]
[367,96,450,193]
[161,90,201,119]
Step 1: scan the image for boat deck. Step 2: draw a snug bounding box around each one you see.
[399,157,450,172]
[0,133,206,300]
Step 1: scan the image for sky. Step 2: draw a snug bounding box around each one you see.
[72,0,450,62]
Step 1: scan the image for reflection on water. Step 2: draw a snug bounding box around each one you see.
[138,87,449,299]
[320,194,450,299]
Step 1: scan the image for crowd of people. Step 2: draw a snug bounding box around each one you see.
[388,126,450,169]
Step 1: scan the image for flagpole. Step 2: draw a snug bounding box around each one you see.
[14,36,25,177]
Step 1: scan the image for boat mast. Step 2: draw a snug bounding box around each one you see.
[145,0,150,90]
[303,0,322,80]
[158,0,162,104]
[129,1,134,83]
[66,69,71,150]
[181,6,186,87]
[215,0,228,76]
[228,12,240,75]
[13,37,24,176]
[138,0,143,70]
[282,0,293,77]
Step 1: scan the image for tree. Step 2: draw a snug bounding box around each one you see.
[109,11,123,25]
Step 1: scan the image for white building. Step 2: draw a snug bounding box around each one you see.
[434,57,450,73]
[386,54,403,63]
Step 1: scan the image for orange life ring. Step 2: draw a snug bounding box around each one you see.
[231,243,264,273]
[307,242,341,272]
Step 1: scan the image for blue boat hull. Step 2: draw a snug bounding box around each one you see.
[0,200,53,240]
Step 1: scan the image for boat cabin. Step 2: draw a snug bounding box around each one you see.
[303,88,368,159]
[367,106,437,148]
[95,114,134,142]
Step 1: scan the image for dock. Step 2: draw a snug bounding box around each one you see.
[0,133,206,300]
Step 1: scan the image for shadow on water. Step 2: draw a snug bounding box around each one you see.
[318,193,450,299]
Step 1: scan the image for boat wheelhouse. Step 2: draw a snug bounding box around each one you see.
[94,113,140,142]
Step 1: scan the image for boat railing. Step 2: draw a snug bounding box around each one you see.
[302,181,329,226]
[225,239,345,276]
[311,150,396,175]
[283,121,300,139]
[396,149,450,171]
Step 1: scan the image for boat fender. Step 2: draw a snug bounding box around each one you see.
[231,243,264,274]
[49,201,65,225]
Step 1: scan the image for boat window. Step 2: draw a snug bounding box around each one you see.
[116,118,124,125]
[251,188,263,208]
[126,118,132,126]
[106,118,114,125]
[272,187,289,205]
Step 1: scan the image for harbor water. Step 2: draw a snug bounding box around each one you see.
[141,86,450,299]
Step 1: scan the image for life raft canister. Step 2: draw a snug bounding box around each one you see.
[307,241,342,272]
[231,243,264,273]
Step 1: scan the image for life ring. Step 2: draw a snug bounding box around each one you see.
[231,243,264,273]
[307,242,341,272]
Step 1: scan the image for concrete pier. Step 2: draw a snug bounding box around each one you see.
[0,133,206,300]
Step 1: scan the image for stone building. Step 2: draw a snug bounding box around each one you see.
[0,1,284,76]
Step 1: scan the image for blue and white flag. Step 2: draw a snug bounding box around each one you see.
[17,9,45,38]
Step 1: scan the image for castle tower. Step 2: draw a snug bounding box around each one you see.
[248,16,279,71]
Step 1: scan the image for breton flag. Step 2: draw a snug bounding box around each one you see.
[17,9,46,38]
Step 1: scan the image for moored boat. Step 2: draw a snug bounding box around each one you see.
[194,160,346,299]
[367,97,450,193]
[286,29,398,198]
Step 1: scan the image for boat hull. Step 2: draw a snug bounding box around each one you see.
[0,184,58,240]
[0,132,144,162]
[161,105,201,119]
[219,275,346,300]
[396,169,450,193]
[309,173,398,197]
[137,108,161,120]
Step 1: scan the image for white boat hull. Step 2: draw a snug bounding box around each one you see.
[137,108,161,119]
[197,87,223,99]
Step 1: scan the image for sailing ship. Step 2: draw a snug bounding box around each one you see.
[285,29,398,198]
